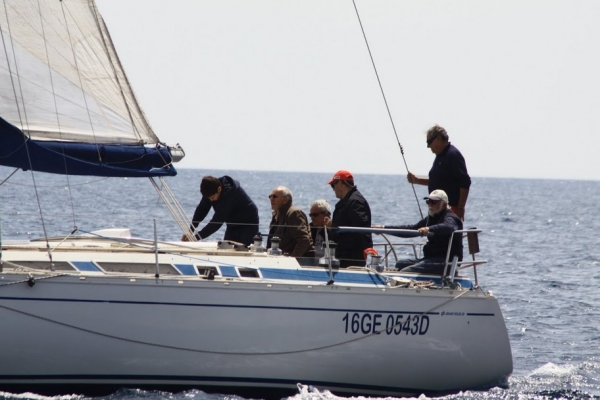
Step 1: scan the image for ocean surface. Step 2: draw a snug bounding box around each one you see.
[1,167,599,400]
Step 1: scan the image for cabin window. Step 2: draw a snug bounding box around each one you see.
[196,266,220,278]
[16,261,75,271]
[96,262,180,275]
[238,267,260,278]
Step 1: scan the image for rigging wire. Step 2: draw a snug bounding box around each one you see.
[85,2,174,173]
[37,0,77,232]
[85,2,146,144]
[66,2,173,171]
[0,167,18,187]
[59,1,102,162]
[0,0,53,261]
[351,0,423,219]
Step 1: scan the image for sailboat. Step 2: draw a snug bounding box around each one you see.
[0,0,513,398]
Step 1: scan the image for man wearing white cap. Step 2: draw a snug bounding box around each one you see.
[379,189,463,275]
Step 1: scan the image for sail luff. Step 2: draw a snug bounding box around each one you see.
[89,0,158,144]
[68,0,144,144]
[0,0,160,145]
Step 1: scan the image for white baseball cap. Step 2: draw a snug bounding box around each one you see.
[424,189,448,203]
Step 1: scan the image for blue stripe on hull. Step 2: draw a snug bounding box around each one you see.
[66,260,474,288]
[1,296,498,317]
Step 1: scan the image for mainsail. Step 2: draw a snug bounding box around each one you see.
[0,0,182,177]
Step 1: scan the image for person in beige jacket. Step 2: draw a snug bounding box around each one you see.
[267,186,315,261]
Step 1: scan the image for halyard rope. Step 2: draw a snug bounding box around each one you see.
[351,0,423,218]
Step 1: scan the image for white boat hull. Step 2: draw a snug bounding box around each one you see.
[0,266,512,397]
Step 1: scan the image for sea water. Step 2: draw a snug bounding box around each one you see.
[1,167,599,400]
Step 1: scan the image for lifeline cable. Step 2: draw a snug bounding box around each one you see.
[351,0,423,219]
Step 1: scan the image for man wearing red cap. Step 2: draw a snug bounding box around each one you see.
[325,170,373,267]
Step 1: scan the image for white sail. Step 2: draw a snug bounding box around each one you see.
[0,0,156,145]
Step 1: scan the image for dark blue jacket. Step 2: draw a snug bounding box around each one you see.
[330,186,373,267]
[191,176,259,245]
[387,208,463,261]
[429,143,471,207]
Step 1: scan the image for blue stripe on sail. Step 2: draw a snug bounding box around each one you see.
[0,117,177,177]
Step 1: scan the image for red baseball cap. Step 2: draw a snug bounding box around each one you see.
[327,170,354,184]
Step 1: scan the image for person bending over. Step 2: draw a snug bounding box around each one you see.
[182,175,259,246]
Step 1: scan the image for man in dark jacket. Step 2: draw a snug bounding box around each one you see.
[382,189,463,275]
[325,170,373,268]
[182,175,259,246]
[406,125,471,220]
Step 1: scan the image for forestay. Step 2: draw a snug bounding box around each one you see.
[0,0,181,177]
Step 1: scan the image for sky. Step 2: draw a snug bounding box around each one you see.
[95,0,600,181]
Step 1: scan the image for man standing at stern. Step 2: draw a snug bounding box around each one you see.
[407,125,471,220]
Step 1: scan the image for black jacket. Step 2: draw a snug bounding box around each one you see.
[387,208,463,261]
[428,143,471,207]
[191,176,259,245]
[330,186,373,267]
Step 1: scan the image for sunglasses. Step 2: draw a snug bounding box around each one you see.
[309,212,324,217]
[330,181,339,189]
[425,199,441,205]
[268,194,279,199]
[426,135,438,146]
